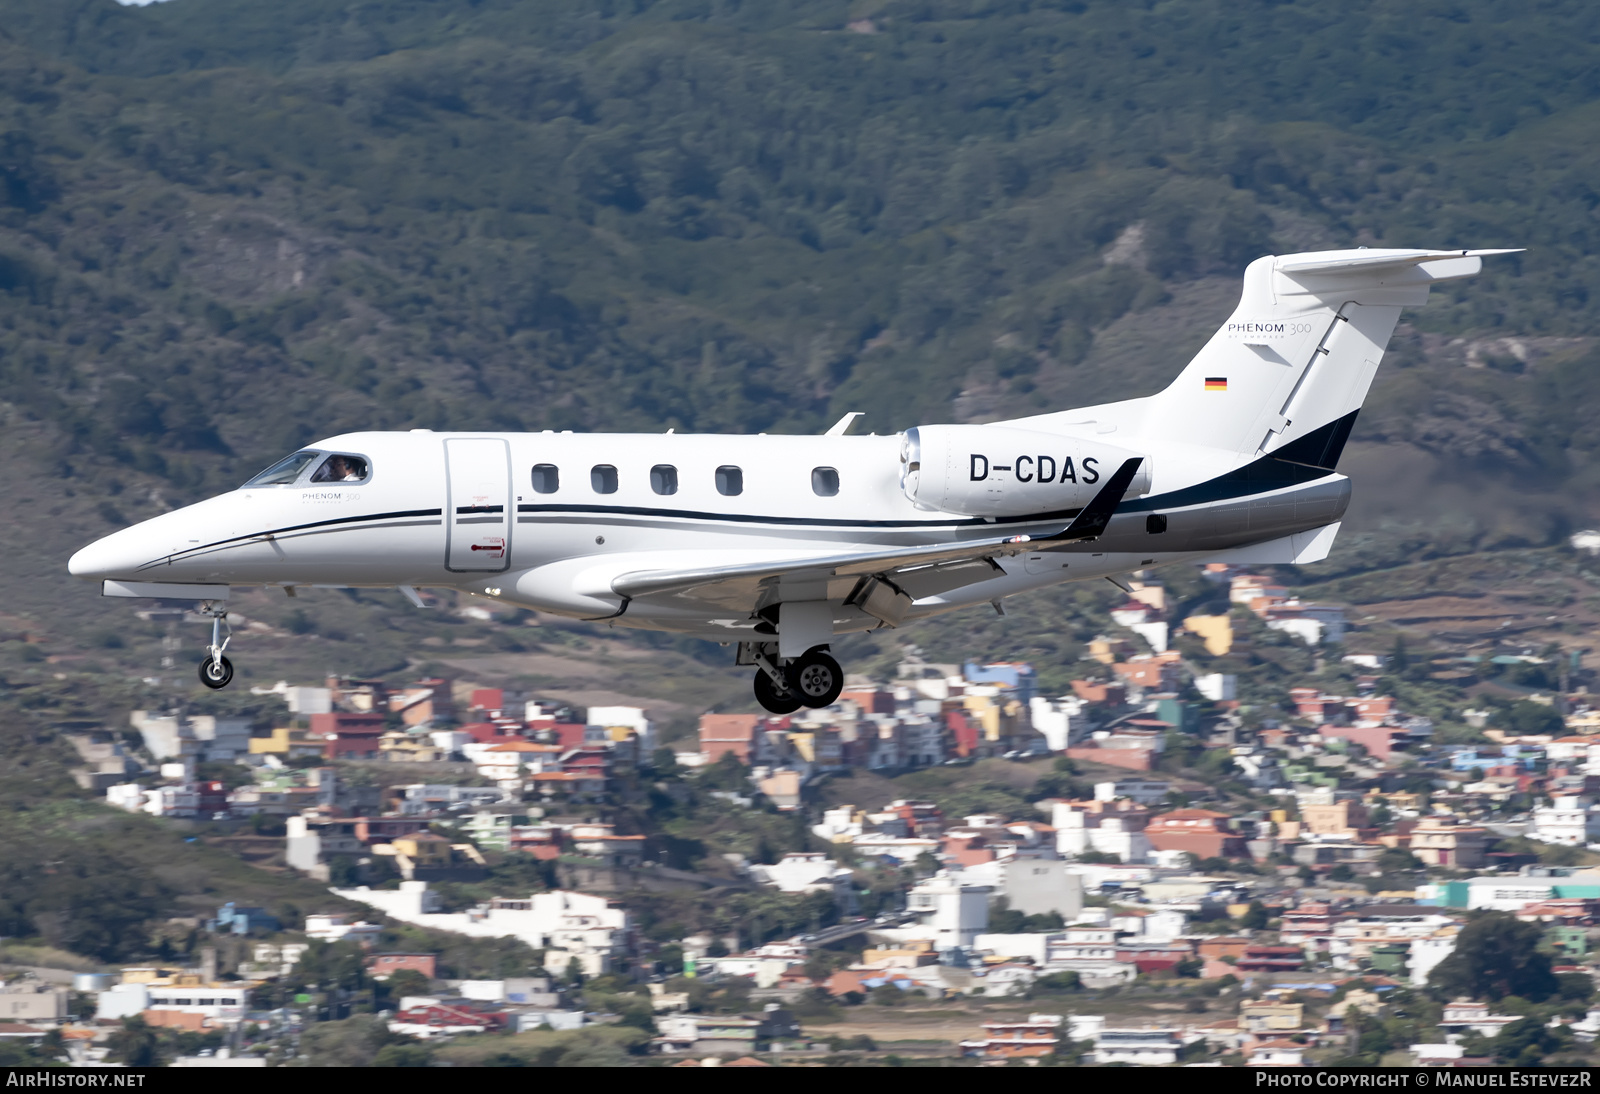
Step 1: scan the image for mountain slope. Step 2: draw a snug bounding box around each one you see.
[0,0,1597,668]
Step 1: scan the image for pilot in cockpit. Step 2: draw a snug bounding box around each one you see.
[311,455,367,483]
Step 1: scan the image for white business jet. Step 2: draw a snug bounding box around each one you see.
[69,247,1514,711]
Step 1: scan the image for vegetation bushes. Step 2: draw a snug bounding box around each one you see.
[1428,912,1559,1002]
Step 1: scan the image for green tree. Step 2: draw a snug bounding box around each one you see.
[1376,848,1422,873]
[372,1043,434,1067]
[1490,1016,1570,1066]
[1503,701,1564,737]
[869,983,905,1006]
[107,1016,160,1067]
[1428,913,1559,1002]
[1239,901,1269,930]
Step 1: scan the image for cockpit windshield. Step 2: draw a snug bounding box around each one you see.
[310,454,370,483]
[243,451,322,487]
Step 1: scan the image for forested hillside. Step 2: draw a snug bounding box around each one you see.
[2,0,1599,967]
[1,0,1599,636]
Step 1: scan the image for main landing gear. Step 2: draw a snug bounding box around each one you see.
[197,601,234,690]
[740,642,844,714]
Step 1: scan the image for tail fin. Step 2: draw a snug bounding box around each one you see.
[1141,248,1518,464]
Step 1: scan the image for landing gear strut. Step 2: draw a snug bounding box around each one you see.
[197,601,234,690]
[740,642,843,714]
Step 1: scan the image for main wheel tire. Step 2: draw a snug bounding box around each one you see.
[199,655,234,690]
[753,669,802,715]
[786,649,844,709]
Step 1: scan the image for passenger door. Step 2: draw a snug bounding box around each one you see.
[444,438,512,573]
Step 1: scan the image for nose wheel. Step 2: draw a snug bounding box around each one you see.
[199,655,234,689]
[197,601,234,690]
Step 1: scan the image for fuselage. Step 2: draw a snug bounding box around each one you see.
[68,426,1350,640]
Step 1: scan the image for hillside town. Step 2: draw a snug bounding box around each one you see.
[12,565,1600,1067]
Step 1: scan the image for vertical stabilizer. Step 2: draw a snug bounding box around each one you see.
[1139,248,1515,466]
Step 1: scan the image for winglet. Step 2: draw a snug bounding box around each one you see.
[1048,457,1144,542]
[825,411,864,436]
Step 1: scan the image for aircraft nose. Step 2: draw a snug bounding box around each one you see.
[68,529,151,580]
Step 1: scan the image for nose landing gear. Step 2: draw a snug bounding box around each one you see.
[740,642,844,714]
[197,601,234,690]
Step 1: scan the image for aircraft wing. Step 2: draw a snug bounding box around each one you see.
[608,457,1143,616]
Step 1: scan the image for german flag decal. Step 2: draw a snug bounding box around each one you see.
[1204,377,1227,391]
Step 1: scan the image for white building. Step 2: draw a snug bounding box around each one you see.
[893,873,992,952]
[1093,779,1172,805]
[955,858,1083,920]
[1230,747,1283,788]
[1417,875,1581,911]
[1193,673,1238,702]
[250,681,333,715]
[393,784,508,813]
[1531,796,1600,847]
[1439,1000,1520,1039]
[585,706,656,755]
[1091,1027,1181,1065]
[1047,927,1117,965]
[849,834,941,863]
[334,882,629,976]
[974,933,1056,966]
[1263,601,1347,645]
[1109,908,1187,941]
[703,943,809,987]
[1029,696,1087,751]
[238,943,309,979]
[1130,621,1169,653]
[1410,934,1458,986]
[1327,909,1459,972]
[1052,801,1152,863]
[130,710,251,762]
[143,785,199,818]
[0,981,68,1021]
[106,782,146,813]
[95,984,151,1021]
[1248,1040,1305,1066]
[98,983,250,1023]
[747,853,854,901]
[812,806,863,842]
[457,978,555,1005]
[977,963,1038,997]
[304,913,383,945]
[1043,928,1136,985]
[284,815,365,879]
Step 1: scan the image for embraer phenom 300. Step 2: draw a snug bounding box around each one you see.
[69,248,1515,711]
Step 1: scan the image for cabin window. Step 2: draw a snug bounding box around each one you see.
[650,465,679,495]
[531,464,559,494]
[243,450,321,487]
[715,465,743,496]
[811,467,840,496]
[309,453,370,484]
[591,465,618,494]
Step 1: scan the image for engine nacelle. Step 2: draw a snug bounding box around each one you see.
[900,424,1152,517]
